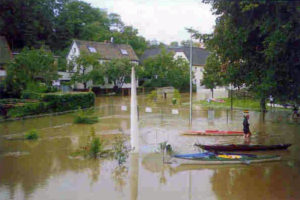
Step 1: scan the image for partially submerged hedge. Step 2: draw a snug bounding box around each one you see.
[2,92,95,118]
[42,92,95,112]
[7,102,49,118]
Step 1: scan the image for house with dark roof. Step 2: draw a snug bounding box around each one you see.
[65,39,139,91]
[140,47,227,96]
[0,36,13,81]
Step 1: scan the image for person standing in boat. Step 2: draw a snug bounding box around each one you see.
[243,110,251,138]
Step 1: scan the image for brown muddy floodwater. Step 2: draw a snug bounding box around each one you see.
[0,94,299,200]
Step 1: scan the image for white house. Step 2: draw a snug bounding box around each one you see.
[140,47,228,98]
[64,39,139,93]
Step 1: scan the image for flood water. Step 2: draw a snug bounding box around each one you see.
[0,94,299,200]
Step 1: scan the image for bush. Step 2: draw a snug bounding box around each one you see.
[7,102,49,118]
[1,92,95,118]
[21,91,42,100]
[113,136,130,165]
[74,115,98,124]
[25,129,39,140]
[42,92,95,112]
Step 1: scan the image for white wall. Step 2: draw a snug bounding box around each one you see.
[0,69,6,77]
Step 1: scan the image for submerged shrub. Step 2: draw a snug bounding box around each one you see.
[113,136,130,165]
[72,128,107,159]
[73,109,98,124]
[25,129,39,140]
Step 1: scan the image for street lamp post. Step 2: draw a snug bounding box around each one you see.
[189,35,193,125]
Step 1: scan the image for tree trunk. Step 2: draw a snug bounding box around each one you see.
[260,98,266,113]
[211,88,214,98]
[83,82,87,89]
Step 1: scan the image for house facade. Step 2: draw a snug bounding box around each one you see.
[0,36,13,82]
[65,40,139,92]
[140,47,228,98]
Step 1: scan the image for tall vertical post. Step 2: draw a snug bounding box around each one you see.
[189,36,193,125]
[230,84,233,111]
[131,66,139,153]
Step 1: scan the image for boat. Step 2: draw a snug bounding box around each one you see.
[195,144,292,152]
[171,152,281,165]
[183,130,244,136]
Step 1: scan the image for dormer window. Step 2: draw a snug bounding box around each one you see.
[88,46,97,53]
[120,49,128,55]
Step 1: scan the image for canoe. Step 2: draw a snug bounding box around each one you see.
[183,130,244,136]
[171,152,281,165]
[195,144,292,151]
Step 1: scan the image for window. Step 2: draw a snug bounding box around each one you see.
[88,46,97,53]
[120,49,128,55]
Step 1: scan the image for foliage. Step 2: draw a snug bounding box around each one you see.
[73,109,98,124]
[201,53,225,97]
[110,26,147,57]
[24,129,39,140]
[103,58,133,91]
[89,137,102,158]
[42,92,95,112]
[196,98,275,111]
[21,92,42,100]
[112,136,130,165]
[202,1,300,111]
[4,48,58,97]
[20,82,57,100]
[72,127,107,159]
[146,90,158,103]
[142,48,190,90]
[169,41,179,47]
[2,92,95,118]
[172,89,181,105]
[0,0,147,55]
[7,102,50,118]
[70,52,104,89]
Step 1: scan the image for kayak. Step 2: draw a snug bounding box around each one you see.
[171,152,280,165]
[195,144,292,152]
[183,130,244,136]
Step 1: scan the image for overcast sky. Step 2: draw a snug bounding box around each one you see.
[84,0,216,44]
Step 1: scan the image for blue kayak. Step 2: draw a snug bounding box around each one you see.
[172,152,280,165]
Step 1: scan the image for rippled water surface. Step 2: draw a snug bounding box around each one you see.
[0,94,299,200]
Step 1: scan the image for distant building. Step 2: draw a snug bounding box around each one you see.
[65,39,139,93]
[140,47,210,92]
[0,36,13,81]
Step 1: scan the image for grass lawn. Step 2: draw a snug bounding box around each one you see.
[195,98,288,111]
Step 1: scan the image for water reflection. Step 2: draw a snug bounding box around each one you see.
[130,153,139,200]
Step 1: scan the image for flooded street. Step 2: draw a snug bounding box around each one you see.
[0,94,299,200]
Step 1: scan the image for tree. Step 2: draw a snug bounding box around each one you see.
[102,58,133,92]
[142,48,190,91]
[70,52,104,89]
[202,1,300,111]
[169,41,179,47]
[0,0,57,49]
[201,53,224,98]
[110,26,147,57]
[5,48,58,96]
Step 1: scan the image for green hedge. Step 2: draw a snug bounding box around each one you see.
[42,92,95,112]
[4,92,95,118]
[7,102,50,118]
[21,91,42,100]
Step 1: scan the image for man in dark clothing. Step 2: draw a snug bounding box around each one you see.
[243,110,251,138]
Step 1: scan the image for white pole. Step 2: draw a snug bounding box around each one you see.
[189,36,193,125]
[131,66,139,153]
